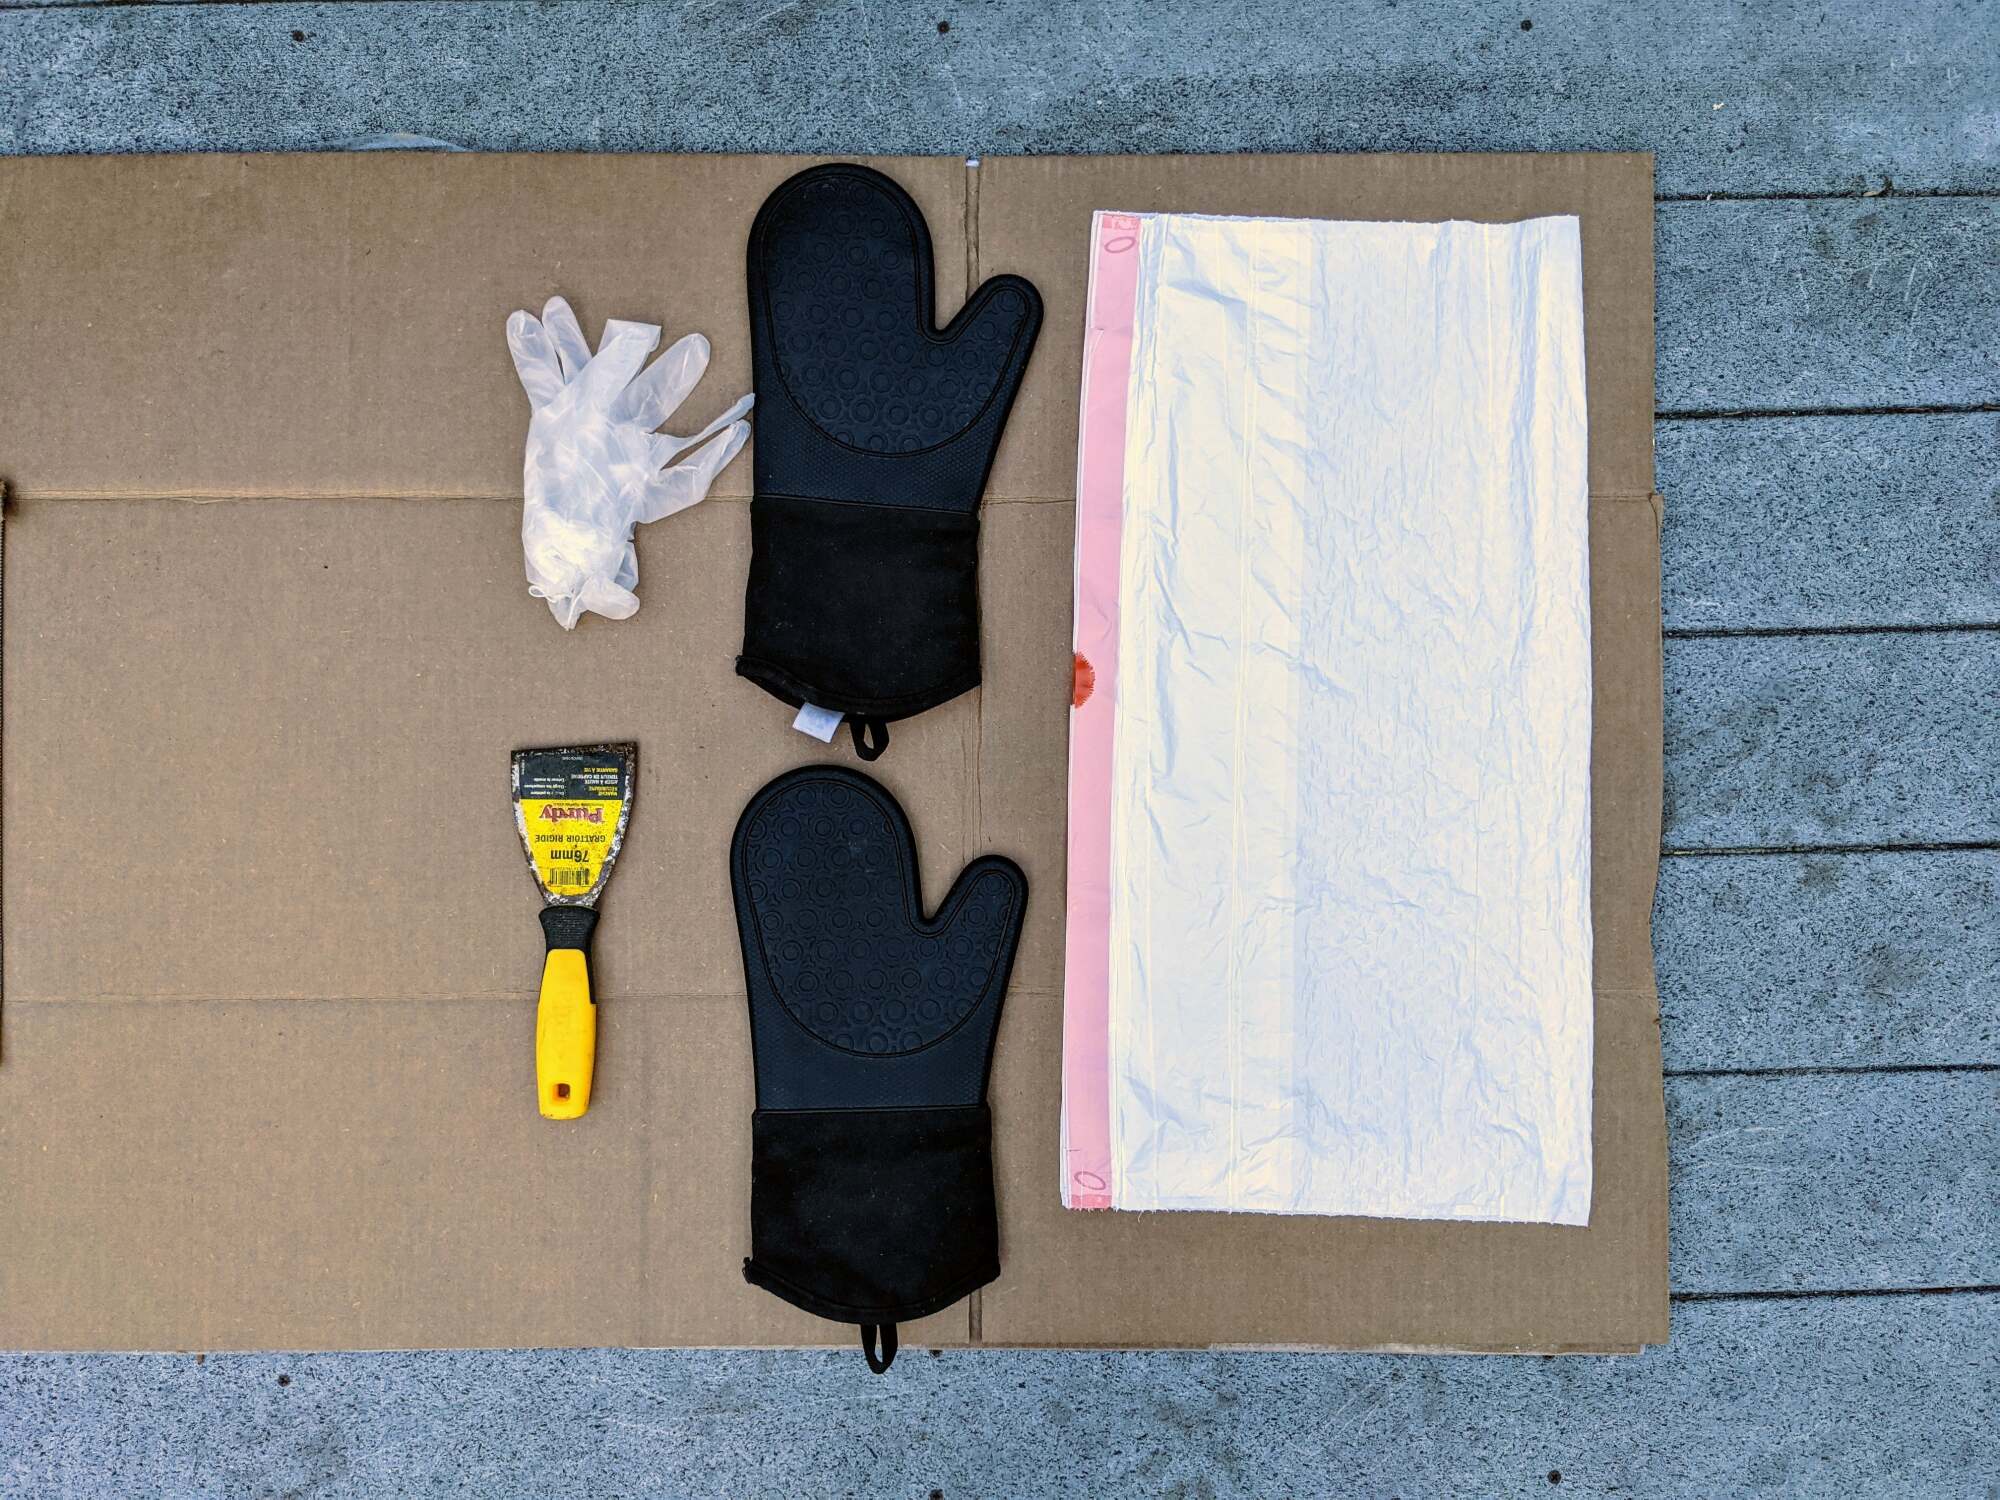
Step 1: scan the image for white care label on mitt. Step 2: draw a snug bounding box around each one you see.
[792,702,845,742]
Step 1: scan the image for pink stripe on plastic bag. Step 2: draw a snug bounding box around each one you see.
[1061,212,1142,1210]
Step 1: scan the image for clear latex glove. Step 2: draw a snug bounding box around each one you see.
[507,295,753,628]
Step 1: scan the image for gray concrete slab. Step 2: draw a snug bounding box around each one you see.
[1656,850,2000,1071]
[1667,1070,1999,1293]
[3,1,1997,196]
[1658,197,2000,414]
[2,1294,1992,1498]
[1663,630,2000,849]
[1659,413,2000,633]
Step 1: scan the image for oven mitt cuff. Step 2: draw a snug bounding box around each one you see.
[744,1104,1000,1338]
[737,496,981,733]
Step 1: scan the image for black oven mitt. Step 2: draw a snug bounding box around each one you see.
[739,163,1043,761]
[730,766,1027,1372]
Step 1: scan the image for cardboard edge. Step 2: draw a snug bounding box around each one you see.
[1607,984,1673,1349]
[976,1341,1652,1356]
[1,480,5,1066]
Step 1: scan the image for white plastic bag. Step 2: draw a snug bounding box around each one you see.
[506,296,753,629]
[1064,211,1594,1223]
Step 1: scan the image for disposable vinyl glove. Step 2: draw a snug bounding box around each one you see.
[508,295,753,629]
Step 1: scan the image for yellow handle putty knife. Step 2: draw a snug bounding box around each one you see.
[511,743,635,1119]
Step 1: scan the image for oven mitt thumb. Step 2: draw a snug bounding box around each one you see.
[730,766,1027,1372]
[739,163,1043,760]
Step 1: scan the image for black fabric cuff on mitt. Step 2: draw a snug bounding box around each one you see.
[743,1103,1000,1326]
[736,495,981,721]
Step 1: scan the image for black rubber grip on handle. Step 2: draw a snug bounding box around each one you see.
[540,905,600,952]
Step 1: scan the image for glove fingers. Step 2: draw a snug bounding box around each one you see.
[649,392,755,468]
[577,573,642,622]
[597,317,658,357]
[617,332,711,431]
[542,296,595,383]
[506,311,566,410]
[632,420,749,525]
[573,321,661,409]
[530,585,587,632]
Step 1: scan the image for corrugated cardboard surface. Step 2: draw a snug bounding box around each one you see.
[0,153,1666,1352]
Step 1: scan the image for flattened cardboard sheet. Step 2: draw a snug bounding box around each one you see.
[0,152,1665,1352]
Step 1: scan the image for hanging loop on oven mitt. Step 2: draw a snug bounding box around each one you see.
[508,295,754,629]
[739,163,1044,760]
[730,766,1027,1372]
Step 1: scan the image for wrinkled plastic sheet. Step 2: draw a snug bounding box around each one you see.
[1062,210,1593,1223]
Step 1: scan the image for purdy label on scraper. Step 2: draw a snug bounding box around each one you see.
[513,748,632,904]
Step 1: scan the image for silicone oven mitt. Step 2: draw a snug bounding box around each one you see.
[507,295,753,629]
[730,766,1027,1372]
[738,164,1043,760]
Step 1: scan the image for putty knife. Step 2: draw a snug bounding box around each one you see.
[511,743,635,1119]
